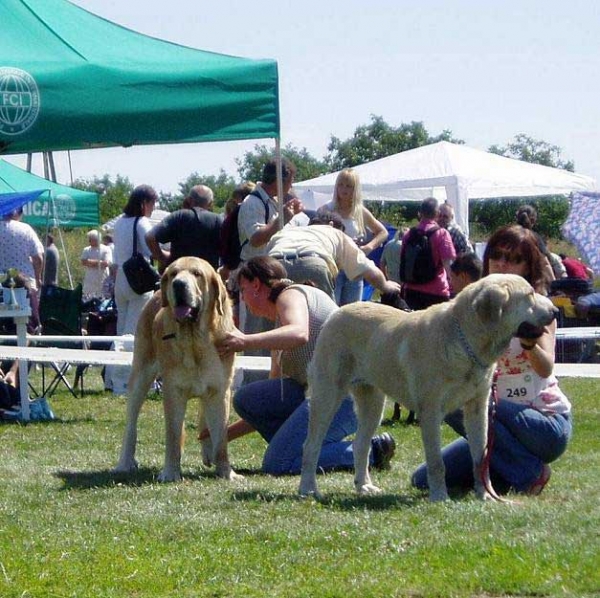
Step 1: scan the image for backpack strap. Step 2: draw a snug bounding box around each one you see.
[248,188,271,223]
[239,190,271,251]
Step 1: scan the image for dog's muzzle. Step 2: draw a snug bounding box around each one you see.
[516,304,558,339]
[171,278,201,322]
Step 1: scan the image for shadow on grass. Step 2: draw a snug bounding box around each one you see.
[54,465,265,491]
[230,489,422,510]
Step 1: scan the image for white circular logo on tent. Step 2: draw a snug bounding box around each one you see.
[53,194,77,225]
[0,67,40,135]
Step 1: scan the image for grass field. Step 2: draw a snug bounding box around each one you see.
[1,370,599,598]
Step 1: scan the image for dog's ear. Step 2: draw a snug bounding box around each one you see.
[473,284,510,324]
[211,273,228,317]
[160,270,169,307]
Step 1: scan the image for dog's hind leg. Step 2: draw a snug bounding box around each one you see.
[299,362,349,498]
[113,362,157,474]
[352,384,386,494]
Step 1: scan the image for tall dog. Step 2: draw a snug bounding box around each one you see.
[299,274,557,501]
[114,257,240,482]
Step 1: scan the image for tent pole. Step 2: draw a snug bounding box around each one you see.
[275,139,284,229]
[42,152,50,179]
[26,153,32,173]
[48,151,57,183]
[50,195,74,289]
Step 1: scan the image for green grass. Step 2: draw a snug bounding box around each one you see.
[1,372,599,598]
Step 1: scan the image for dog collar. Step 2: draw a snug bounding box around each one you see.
[162,333,176,341]
[453,316,488,369]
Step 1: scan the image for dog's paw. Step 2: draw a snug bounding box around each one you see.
[216,467,244,481]
[428,489,450,502]
[157,469,182,483]
[357,483,382,495]
[112,459,138,474]
[298,475,319,498]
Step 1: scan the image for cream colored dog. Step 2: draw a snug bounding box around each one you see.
[299,274,557,502]
[114,257,240,482]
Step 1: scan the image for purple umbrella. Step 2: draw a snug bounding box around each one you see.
[561,192,600,276]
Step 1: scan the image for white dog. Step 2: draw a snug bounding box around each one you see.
[299,274,557,501]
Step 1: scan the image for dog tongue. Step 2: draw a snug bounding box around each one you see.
[174,305,193,320]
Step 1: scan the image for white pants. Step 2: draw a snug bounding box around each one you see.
[114,268,153,335]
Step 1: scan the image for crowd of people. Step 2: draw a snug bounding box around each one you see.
[2,157,595,498]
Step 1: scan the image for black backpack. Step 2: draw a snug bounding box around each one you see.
[399,226,440,284]
[219,191,270,270]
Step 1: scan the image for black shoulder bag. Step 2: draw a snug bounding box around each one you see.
[121,217,160,295]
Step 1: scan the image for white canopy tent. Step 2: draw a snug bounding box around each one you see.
[294,141,597,235]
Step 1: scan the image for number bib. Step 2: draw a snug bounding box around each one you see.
[496,373,536,404]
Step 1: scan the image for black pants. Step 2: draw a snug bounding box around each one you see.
[402,287,449,311]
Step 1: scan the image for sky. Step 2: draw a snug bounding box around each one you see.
[5,0,600,195]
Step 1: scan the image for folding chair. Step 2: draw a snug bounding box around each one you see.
[38,284,84,398]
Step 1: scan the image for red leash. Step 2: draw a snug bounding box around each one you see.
[480,369,504,500]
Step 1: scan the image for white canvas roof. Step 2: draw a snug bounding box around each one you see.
[294,141,597,235]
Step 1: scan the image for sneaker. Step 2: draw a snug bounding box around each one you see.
[371,433,396,470]
[524,463,551,496]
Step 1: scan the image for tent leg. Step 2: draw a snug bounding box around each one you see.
[275,139,284,228]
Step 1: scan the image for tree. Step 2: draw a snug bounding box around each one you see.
[72,174,133,223]
[488,134,575,171]
[325,115,463,170]
[236,143,328,184]
[175,169,237,212]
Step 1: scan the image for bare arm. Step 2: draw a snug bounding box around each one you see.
[217,290,310,356]
[360,208,388,255]
[249,198,303,247]
[32,254,43,289]
[362,263,402,295]
[145,230,170,267]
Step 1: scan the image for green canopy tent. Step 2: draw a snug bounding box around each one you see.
[0,159,98,228]
[1,159,99,286]
[0,0,280,154]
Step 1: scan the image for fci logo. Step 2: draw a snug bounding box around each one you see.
[0,67,40,135]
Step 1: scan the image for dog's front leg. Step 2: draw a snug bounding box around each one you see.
[158,388,187,482]
[463,397,498,501]
[419,413,449,502]
[113,368,154,474]
[203,390,242,481]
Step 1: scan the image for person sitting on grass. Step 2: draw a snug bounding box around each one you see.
[208,256,395,475]
[412,225,572,496]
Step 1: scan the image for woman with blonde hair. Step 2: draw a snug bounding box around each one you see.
[319,168,388,305]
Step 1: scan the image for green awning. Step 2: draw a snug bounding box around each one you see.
[0,159,98,227]
[0,0,280,155]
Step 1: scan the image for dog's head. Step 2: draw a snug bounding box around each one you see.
[160,257,231,327]
[466,273,558,341]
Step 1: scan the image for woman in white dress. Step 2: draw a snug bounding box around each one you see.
[112,185,158,335]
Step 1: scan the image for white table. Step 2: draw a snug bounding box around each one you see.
[0,303,32,421]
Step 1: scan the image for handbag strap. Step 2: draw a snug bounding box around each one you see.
[131,216,140,257]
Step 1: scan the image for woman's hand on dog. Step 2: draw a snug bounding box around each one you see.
[217,328,247,356]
